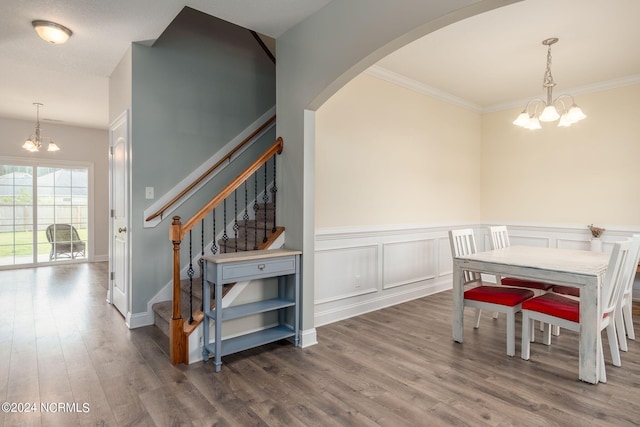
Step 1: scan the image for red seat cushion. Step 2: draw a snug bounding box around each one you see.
[551,285,580,297]
[501,277,553,291]
[465,286,534,306]
[522,293,579,323]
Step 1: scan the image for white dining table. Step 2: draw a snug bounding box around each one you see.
[452,245,610,384]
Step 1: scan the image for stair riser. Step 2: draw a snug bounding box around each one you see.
[218,238,269,251]
[154,309,170,336]
[238,221,275,230]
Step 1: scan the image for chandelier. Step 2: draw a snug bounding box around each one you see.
[513,38,586,130]
[22,103,60,152]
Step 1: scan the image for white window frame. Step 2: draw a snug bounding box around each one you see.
[0,156,94,269]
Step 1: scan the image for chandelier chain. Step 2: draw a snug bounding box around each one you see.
[543,44,555,88]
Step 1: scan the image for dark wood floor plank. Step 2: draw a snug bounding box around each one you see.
[252,354,388,426]
[1,263,639,426]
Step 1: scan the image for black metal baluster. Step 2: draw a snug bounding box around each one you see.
[222,199,228,253]
[243,181,250,251]
[263,162,269,243]
[253,171,259,250]
[211,208,218,254]
[201,219,204,259]
[187,230,194,324]
[200,219,204,313]
[271,154,277,233]
[233,189,239,252]
[209,210,217,314]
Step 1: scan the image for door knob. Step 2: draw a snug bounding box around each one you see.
[118,227,127,233]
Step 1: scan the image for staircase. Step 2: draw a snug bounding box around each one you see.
[152,202,281,337]
[148,133,284,365]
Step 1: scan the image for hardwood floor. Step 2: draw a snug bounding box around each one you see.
[1,263,639,426]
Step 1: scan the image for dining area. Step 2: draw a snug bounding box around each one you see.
[449,226,640,385]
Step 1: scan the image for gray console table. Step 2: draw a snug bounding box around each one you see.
[202,249,301,372]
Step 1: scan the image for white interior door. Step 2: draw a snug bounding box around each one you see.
[109,110,129,317]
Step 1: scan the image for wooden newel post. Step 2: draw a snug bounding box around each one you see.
[169,216,186,364]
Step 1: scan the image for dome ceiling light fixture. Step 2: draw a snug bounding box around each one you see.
[513,37,586,130]
[32,20,73,44]
[22,103,60,152]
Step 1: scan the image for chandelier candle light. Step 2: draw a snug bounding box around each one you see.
[22,103,60,152]
[513,38,586,130]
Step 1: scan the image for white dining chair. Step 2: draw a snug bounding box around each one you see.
[488,226,554,292]
[520,239,632,383]
[552,234,640,348]
[489,226,556,333]
[615,234,640,352]
[449,228,534,356]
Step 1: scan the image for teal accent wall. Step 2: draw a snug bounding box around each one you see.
[129,7,275,313]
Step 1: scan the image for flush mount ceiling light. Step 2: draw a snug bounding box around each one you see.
[32,20,73,44]
[513,38,586,130]
[22,103,60,152]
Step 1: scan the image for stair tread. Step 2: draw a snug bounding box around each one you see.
[152,300,194,326]
[236,220,275,229]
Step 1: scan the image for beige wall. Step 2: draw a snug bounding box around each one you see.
[316,73,482,228]
[317,76,640,230]
[482,84,640,227]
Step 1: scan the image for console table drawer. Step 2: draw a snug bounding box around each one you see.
[220,256,297,282]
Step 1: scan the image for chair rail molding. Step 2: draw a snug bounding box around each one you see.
[315,222,640,327]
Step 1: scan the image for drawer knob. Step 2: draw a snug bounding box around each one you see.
[258,264,265,270]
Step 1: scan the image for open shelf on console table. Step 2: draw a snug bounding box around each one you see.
[202,249,302,372]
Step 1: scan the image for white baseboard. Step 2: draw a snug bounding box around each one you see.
[127,310,154,328]
[300,328,318,347]
[314,279,450,327]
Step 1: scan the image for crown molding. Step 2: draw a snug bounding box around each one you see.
[486,74,640,113]
[366,65,640,114]
[364,65,483,113]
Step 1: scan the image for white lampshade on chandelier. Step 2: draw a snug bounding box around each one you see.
[22,103,60,152]
[513,38,586,130]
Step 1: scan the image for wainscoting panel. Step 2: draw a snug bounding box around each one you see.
[315,223,640,327]
[557,238,590,251]
[510,235,550,248]
[382,239,436,289]
[315,226,453,326]
[439,236,453,277]
[315,244,378,304]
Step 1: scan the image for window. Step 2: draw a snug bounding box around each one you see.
[0,162,90,267]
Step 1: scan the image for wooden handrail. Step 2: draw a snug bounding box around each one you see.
[145,114,276,222]
[180,137,283,238]
[168,137,283,364]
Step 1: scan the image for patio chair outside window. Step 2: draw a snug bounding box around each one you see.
[46,224,86,261]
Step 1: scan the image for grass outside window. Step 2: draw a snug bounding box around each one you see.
[0,229,88,257]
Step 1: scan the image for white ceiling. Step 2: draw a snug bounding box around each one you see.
[1,0,639,130]
[0,0,332,129]
[374,0,640,112]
